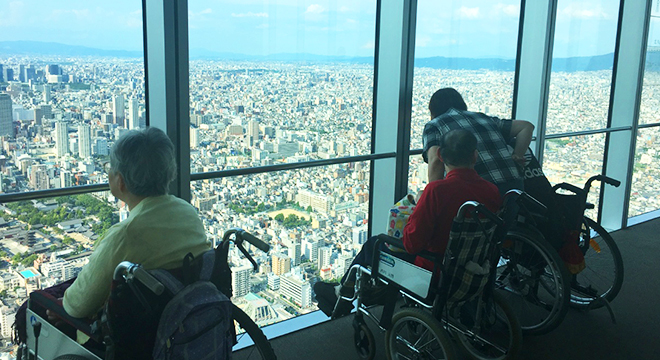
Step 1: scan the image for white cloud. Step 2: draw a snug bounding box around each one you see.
[361,40,375,50]
[257,23,269,29]
[200,8,213,15]
[339,6,350,13]
[494,4,519,17]
[231,12,268,18]
[559,4,609,20]
[456,6,480,19]
[305,4,326,14]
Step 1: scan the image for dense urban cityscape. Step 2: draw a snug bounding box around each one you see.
[0,52,657,357]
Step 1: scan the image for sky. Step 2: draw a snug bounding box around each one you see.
[0,0,628,59]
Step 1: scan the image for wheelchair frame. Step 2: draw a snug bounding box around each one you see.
[338,201,522,360]
[22,228,277,360]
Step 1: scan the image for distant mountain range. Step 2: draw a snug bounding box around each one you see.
[1,41,659,72]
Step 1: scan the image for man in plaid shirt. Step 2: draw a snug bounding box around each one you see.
[423,88,534,195]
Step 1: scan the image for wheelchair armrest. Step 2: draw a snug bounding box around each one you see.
[29,291,98,340]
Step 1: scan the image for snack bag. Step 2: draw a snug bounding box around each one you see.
[387,194,417,238]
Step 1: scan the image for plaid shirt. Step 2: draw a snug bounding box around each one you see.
[422,109,522,184]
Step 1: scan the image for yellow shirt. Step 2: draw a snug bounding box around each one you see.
[63,195,211,318]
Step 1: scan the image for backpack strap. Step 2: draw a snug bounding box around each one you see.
[150,269,184,294]
[199,250,216,282]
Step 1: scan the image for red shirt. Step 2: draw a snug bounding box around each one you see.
[403,168,501,270]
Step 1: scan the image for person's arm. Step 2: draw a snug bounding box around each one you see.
[403,183,440,254]
[509,120,534,165]
[426,145,445,182]
[63,226,124,318]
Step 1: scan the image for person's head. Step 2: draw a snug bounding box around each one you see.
[428,88,467,118]
[438,129,477,168]
[108,127,176,198]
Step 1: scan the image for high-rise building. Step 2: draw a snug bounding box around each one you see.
[190,126,199,148]
[54,121,69,157]
[288,240,302,267]
[78,124,92,159]
[272,253,291,276]
[231,262,252,298]
[0,305,16,339]
[128,98,139,129]
[352,226,368,247]
[60,169,73,188]
[94,137,109,156]
[44,84,52,103]
[279,273,312,309]
[46,64,61,76]
[0,64,3,82]
[40,104,52,121]
[30,164,49,190]
[18,65,25,82]
[113,94,125,127]
[247,120,260,142]
[25,65,36,82]
[318,246,332,269]
[2,68,13,82]
[0,94,13,137]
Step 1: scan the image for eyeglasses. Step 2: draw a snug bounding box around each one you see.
[103,162,112,174]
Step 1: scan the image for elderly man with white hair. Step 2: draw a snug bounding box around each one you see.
[62,127,211,318]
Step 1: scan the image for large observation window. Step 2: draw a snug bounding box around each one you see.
[191,161,370,324]
[410,0,520,151]
[630,1,660,217]
[639,1,660,126]
[188,0,376,173]
[545,0,620,135]
[0,1,145,194]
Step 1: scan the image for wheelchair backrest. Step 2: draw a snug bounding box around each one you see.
[441,214,498,306]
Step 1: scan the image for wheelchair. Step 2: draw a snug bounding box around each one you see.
[20,228,276,360]
[495,172,624,335]
[338,201,522,360]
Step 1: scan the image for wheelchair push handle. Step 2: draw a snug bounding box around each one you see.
[457,201,504,227]
[593,175,621,188]
[113,261,165,296]
[241,230,271,253]
[222,228,269,272]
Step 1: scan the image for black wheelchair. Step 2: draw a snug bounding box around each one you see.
[338,201,522,360]
[21,228,277,360]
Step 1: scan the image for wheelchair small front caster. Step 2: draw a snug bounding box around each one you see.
[353,317,376,360]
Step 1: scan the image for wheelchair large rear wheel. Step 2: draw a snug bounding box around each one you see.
[232,304,277,360]
[386,308,457,360]
[496,227,570,335]
[570,217,624,310]
[452,291,522,360]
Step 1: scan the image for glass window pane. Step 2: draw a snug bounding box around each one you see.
[546,0,620,134]
[0,1,145,194]
[630,128,660,217]
[188,1,376,172]
[411,0,520,150]
[191,162,370,325]
[542,134,605,219]
[639,1,660,125]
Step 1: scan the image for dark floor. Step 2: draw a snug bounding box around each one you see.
[236,218,660,360]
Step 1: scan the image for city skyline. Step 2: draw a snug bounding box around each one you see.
[0,0,625,58]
